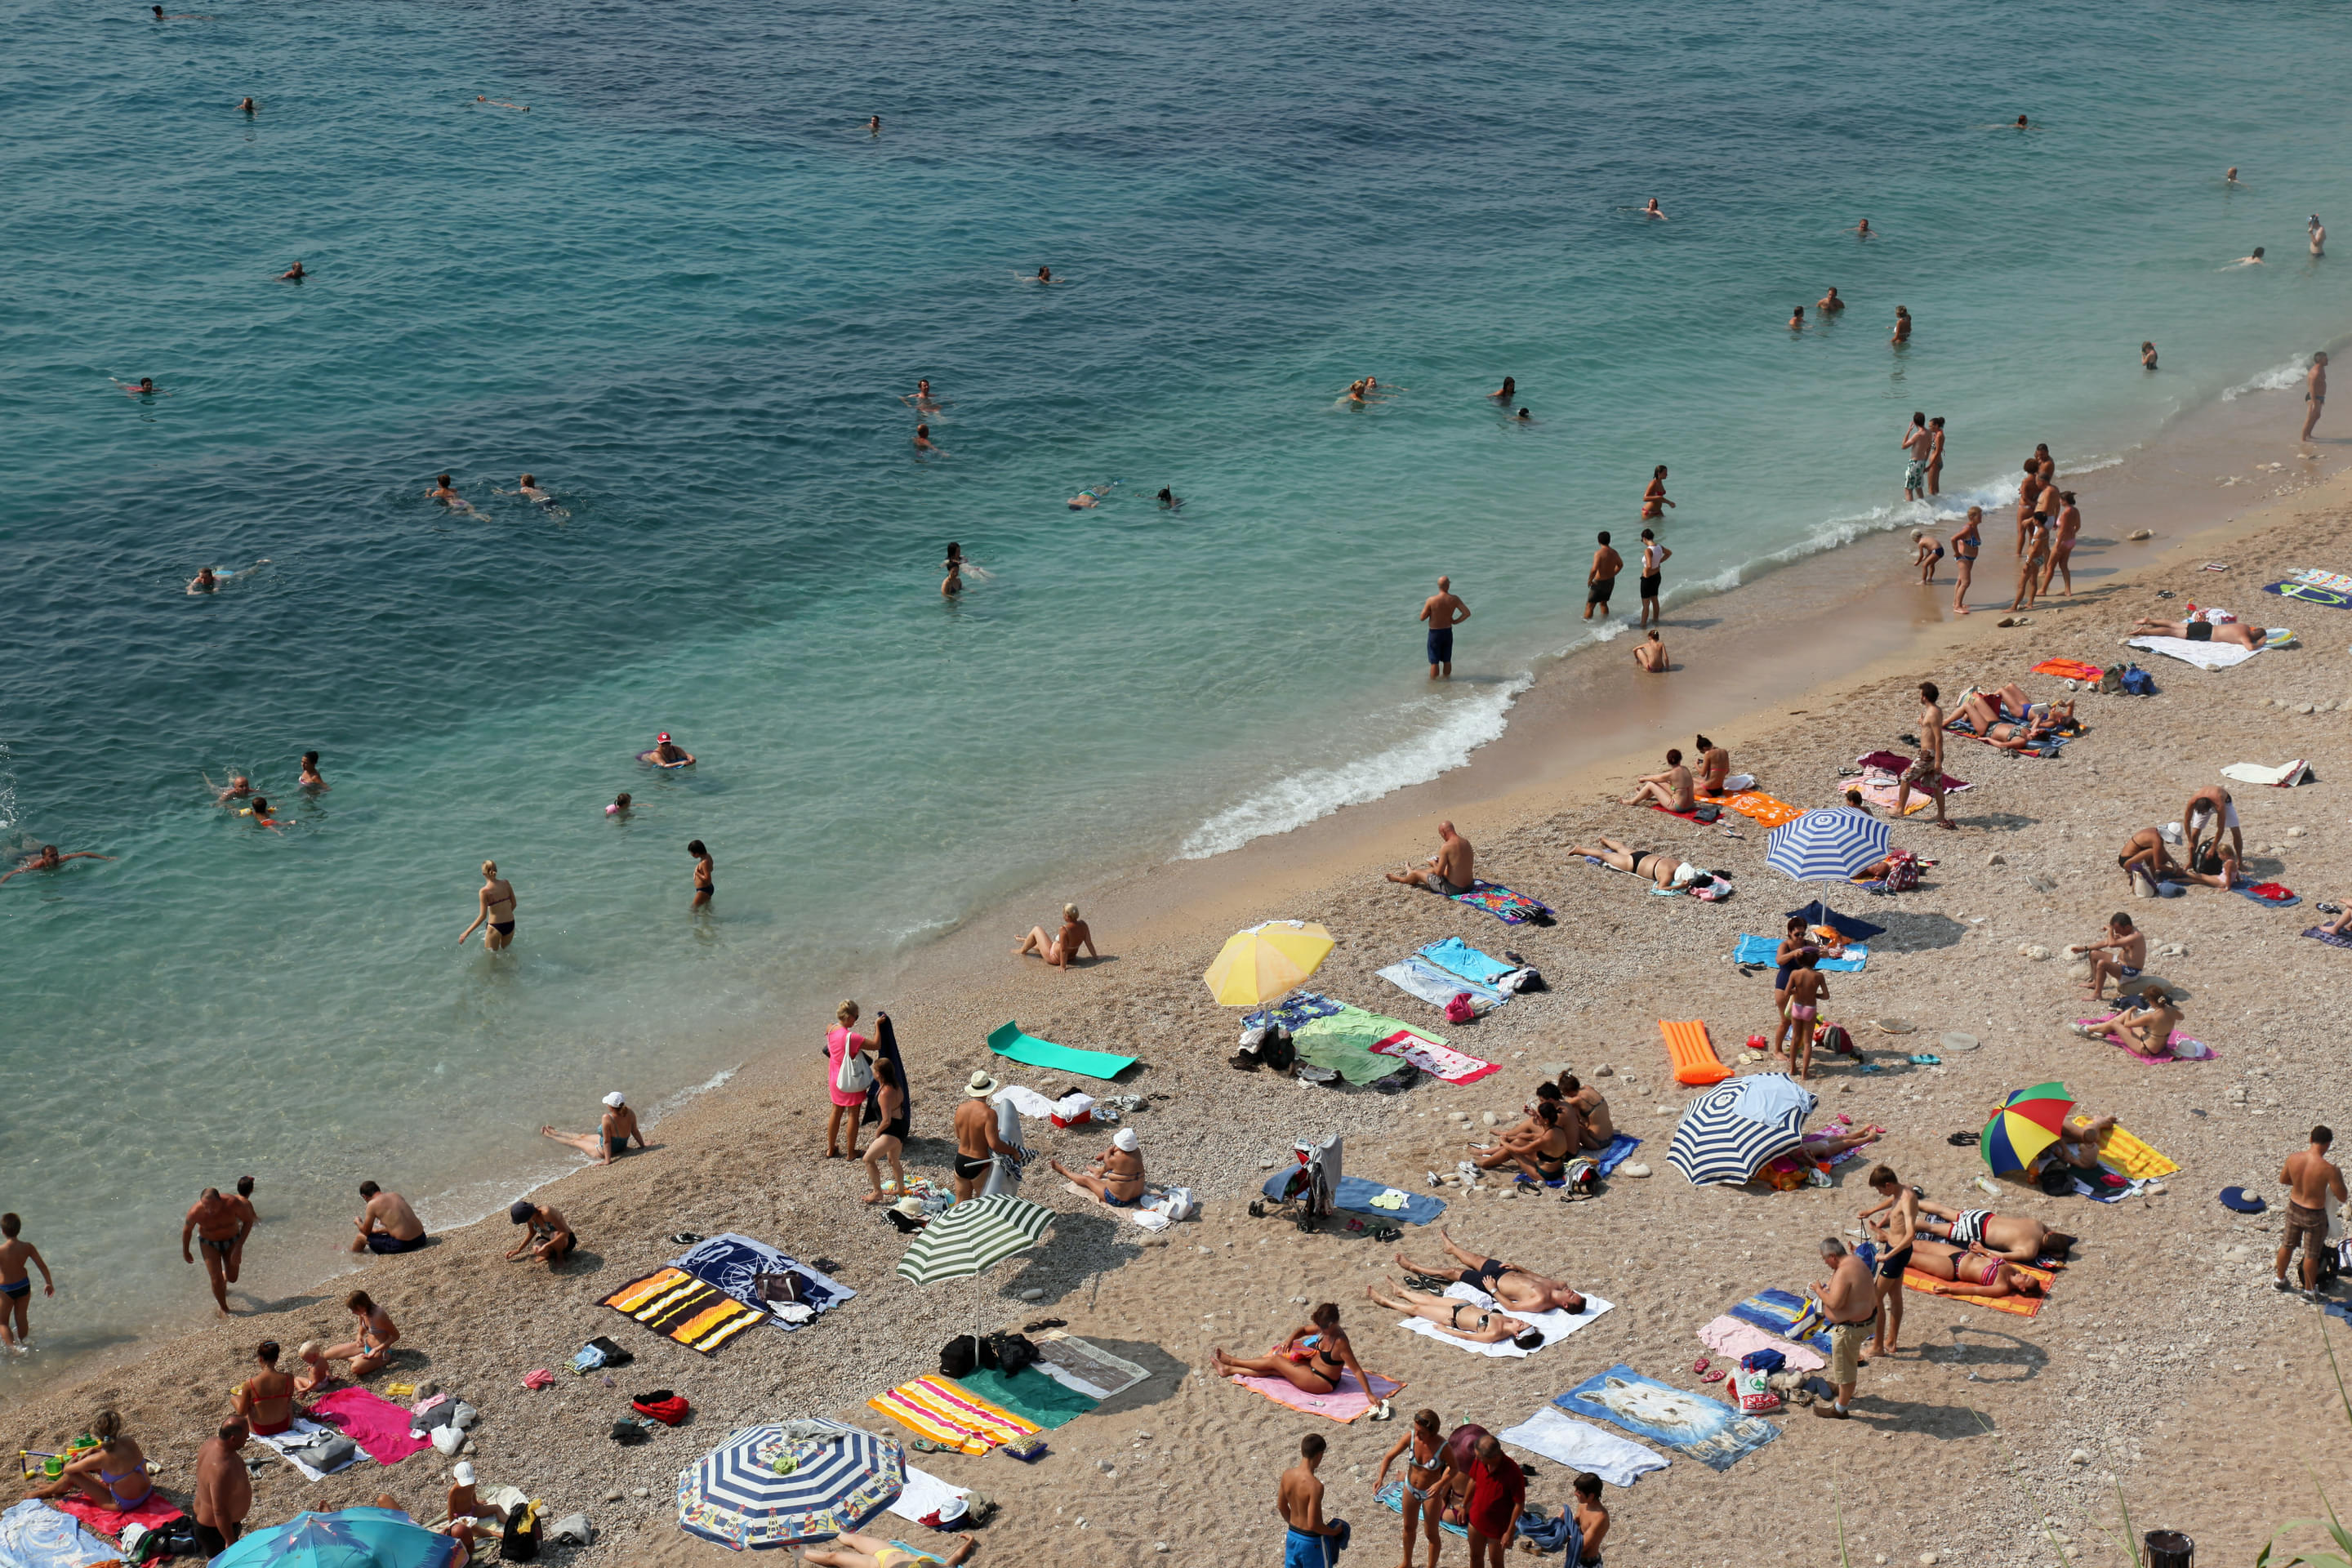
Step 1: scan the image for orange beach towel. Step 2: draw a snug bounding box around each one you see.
[1901,1262,2053,1317]
[2032,658,2103,682]
[1705,791,1805,828]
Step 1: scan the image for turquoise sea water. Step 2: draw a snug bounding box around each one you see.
[6,0,2352,1377]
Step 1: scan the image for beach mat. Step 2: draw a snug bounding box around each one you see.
[867,1375,1042,1455]
[1695,1313,1825,1373]
[1258,1170,1446,1225]
[600,1267,767,1354]
[1659,1019,1729,1086]
[2076,1020,2218,1063]
[2304,925,2352,951]
[252,1417,359,1481]
[1447,880,1553,926]
[2127,632,2274,670]
[1553,1364,1778,1472]
[670,1233,853,1330]
[1376,956,1504,1014]
[1596,1133,1642,1177]
[1375,1480,1467,1539]
[1726,1289,1832,1356]
[48,1494,183,1540]
[2087,1121,2179,1179]
[1493,1408,1670,1488]
[1902,1262,2053,1317]
[1031,1330,1152,1401]
[1292,1004,1450,1085]
[1227,1359,1404,1423]
[1709,791,1806,827]
[1731,933,1865,971]
[0,1499,117,1568]
[1369,1029,1498,1086]
[1241,991,1345,1034]
[309,1388,433,1465]
[2033,658,2104,681]
[1784,906,1884,942]
[987,1021,1136,1081]
[1396,1282,1614,1359]
[1417,938,1518,986]
[2238,882,2302,908]
[953,1365,1099,1430]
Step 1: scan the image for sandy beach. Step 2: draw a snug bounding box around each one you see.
[13,395,2352,1568]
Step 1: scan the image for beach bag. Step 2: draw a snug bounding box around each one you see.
[500,1504,543,1561]
[1159,1186,1198,1221]
[940,1336,978,1378]
[833,1040,875,1096]
[1443,992,1480,1025]
[1817,1022,1855,1058]
[2120,665,2155,696]
[754,1269,813,1306]
[986,1333,1038,1376]
[1732,1362,1783,1414]
[280,1428,358,1472]
[631,1391,689,1426]
[1880,849,1921,893]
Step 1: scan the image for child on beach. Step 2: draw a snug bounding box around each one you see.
[0,1214,53,1353]
[1909,529,1943,584]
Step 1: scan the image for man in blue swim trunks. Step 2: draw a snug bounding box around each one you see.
[1419,575,1470,679]
[1051,1127,1146,1206]
[1277,1433,1350,1568]
[0,1214,55,1354]
[349,1182,430,1255]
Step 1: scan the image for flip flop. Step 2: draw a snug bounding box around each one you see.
[1908,1054,1941,1066]
[1699,1367,1727,1383]
[668,1232,704,1245]
[910,1437,949,1454]
[1692,1356,1712,1375]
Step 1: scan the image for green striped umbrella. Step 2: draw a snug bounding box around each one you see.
[897,1194,1054,1286]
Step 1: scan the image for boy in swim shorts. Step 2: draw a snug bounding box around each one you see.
[0,1214,54,1352]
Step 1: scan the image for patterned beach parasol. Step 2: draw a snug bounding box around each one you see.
[1765,807,1891,924]
[212,1508,461,1568]
[1981,1082,2077,1176]
[1666,1072,1819,1187]
[1205,920,1335,1005]
[676,1420,904,1550]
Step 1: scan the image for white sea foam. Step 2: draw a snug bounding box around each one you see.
[2225,356,2313,399]
[1176,671,1534,860]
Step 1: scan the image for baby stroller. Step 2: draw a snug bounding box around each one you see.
[1250,1132,1341,1233]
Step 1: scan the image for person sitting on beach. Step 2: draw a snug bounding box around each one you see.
[0,844,115,885]
[1210,1301,1374,1395]
[2173,841,2245,890]
[349,1182,427,1255]
[1569,835,1702,892]
[1052,1127,1146,1206]
[541,1090,642,1165]
[1013,902,1098,970]
[1560,1074,1614,1151]
[2129,615,2266,651]
[504,1200,575,1268]
[1364,1281,1544,1348]
[321,1290,399,1377]
[1906,1238,2046,1299]
[1469,1099,1579,1184]
[29,1411,154,1513]
[1694,735,1729,797]
[440,1462,508,1560]
[1915,1202,2074,1262]
[1386,820,1474,896]
[951,1071,1025,1200]
[292,1340,333,1396]
[1633,629,1668,671]
[1393,1227,1587,1314]
[804,1531,977,1568]
[1619,748,1695,811]
[2073,988,2181,1056]
[2074,911,2147,1000]
[230,1341,296,1436]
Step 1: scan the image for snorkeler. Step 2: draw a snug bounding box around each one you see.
[1157,487,1183,509]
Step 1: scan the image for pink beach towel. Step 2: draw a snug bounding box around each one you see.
[1370,1030,1499,1086]
[1229,1358,1405,1423]
[2074,1019,2217,1063]
[53,1492,185,1537]
[1695,1313,1826,1373]
[310,1388,434,1464]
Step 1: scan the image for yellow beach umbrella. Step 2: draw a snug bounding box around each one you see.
[1205,920,1335,1005]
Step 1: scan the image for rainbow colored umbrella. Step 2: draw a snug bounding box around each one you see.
[1980,1082,2077,1175]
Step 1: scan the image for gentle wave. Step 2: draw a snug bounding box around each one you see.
[2225,356,2315,400]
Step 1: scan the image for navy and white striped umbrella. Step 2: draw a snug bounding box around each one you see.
[676,1419,903,1549]
[1666,1073,1819,1187]
[1764,808,1891,885]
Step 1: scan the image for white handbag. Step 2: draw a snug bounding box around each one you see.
[834,1037,875,1095]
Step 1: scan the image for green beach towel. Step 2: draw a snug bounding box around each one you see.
[987,1021,1138,1080]
[1292,1004,1443,1085]
[953,1365,1100,1429]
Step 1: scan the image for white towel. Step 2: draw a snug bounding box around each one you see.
[885,1465,969,1525]
[2220,759,2314,786]
[1376,958,1501,1013]
[1494,1407,1669,1487]
[253,1418,359,1481]
[1396,1282,1615,1359]
[2125,633,2282,671]
[991,1085,1062,1119]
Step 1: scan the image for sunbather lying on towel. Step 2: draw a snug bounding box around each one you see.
[804,1530,977,1568]
[2131,616,2265,650]
[1916,1203,2075,1261]
[2069,988,2180,1057]
[1570,835,1695,891]
[1365,1281,1544,1348]
[1905,1238,2046,1299]
[1051,1127,1146,1207]
[1468,1100,1579,1182]
[1392,1227,1587,1314]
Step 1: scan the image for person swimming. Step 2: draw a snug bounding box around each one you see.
[913,424,946,455]
[606,791,631,817]
[1067,481,1118,510]
[114,376,163,398]
[428,474,475,512]
[647,733,695,768]
[279,261,304,281]
[2234,247,2266,265]
[1642,197,1666,220]
[1035,265,1053,284]
[1157,487,1183,509]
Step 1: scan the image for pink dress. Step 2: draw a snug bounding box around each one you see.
[826,1027,870,1108]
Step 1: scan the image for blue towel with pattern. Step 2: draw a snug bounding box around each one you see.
[1595,1133,1642,1177]
[1733,933,1865,970]
[1418,937,1518,986]
[1726,1288,1833,1356]
[1243,991,1346,1033]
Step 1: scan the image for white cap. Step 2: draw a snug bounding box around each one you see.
[603,1091,626,1108]
[1112,1128,1139,1152]
[452,1463,476,1486]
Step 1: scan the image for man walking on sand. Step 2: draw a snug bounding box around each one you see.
[0,1214,54,1354]
[2277,1125,2347,1297]
[1419,576,1471,679]
[1277,1434,1348,1568]
[1895,681,1953,828]
[1584,532,1622,621]
[1900,412,1932,501]
[1386,821,1474,897]
[1811,1237,1876,1419]
[2305,352,2328,442]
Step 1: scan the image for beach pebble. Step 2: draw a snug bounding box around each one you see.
[2128,528,2153,540]
[2067,1450,2091,1465]
[604,1492,622,1504]
[1260,1159,1275,1169]
[633,1486,652,1498]
[2299,704,2316,715]
[2020,944,2051,960]
[1984,852,2006,866]
[1481,1112,1499,1126]
[1595,1064,1614,1076]
[2288,826,2306,837]
[1922,1555,1940,1566]
[1156,1545,1169,1554]
[1021,1288,1046,1302]
[1098,1458,1116,1472]
[1623,1163,1650,1178]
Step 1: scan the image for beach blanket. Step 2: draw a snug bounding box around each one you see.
[1375,1481,1467,1539]
[1291,1004,1448,1085]
[1784,906,1883,941]
[2076,1020,2219,1063]
[2086,1122,2179,1179]
[1708,791,1806,827]
[252,1417,360,1480]
[955,1365,1099,1430]
[1417,938,1519,987]
[1369,1029,1499,1086]
[1649,801,1719,822]
[1554,1365,1778,1472]
[1732,933,1866,971]
[2126,632,2280,670]
[0,1501,117,1568]
[1726,1289,1832,1356]
[1494,1407,1671,1487]
[1659,1018,1729,1087]
[1258,1170,1447,1225]
[986,1021,1136,1081]
[2033,658,2105,681]
[1902,1263,2053,1317]
[1227,1360,1404,1423]
[1031,1330,1152,1401]
[309,1388,433,1465]
[867,1376,1042,1455]
[883,1467,969,1528]
[670,1233,854,1330]
[2238,881,2301,908]
[2264,578,2352,608]
[1447,880,1552,925]
[2221,759,2317,787]
[1376,956,1505,1014]
[1596,1133,1642,1177]
[2304,925,2352,951]
[49,1494,182,1540]
[1695,1313,1826,1372]
[1241,991,1346,1033]
[601,1267,768,1353]
[1396,1282,1614,1359]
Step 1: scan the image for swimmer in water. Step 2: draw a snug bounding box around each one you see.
[942,541,991,581]
[428,473,474,511]
[239,97,256,114]
[189,567,220,594]
[942,559,962,597]
[902,378,943,412]
[1855,217,1873,238]
[1514,407,1531,421]
[240,797,287,831]
[607,791,631,817]
[1643,197,1666,220]
[1156,487,1183,509]
[299,752,327,791]
[2225,166,2239,185]
[2014,114,2029,128]
[211,774,253,805]
[279,261,304,282]
[476,95,528,111]
[0,845,117,885]
[1067,481,1116,510]
[913,424,946,456]
[1488,376,1515,402]
[2141,341,2158,370]
[1819,286,1844,313]
[1788,304,1805,330]
[1035,266,1052,285]
[113,376,163,398]
[1891,305,1912,345]
[2234,247,2265,266]
[496,474,555,505]
[866,114,881,134]
[649,733,695,768]
[688,840,714,907]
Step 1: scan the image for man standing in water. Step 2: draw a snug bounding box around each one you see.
[182,1187,252,1318]
[2304,352,2328,442]
[1419,575,1470,679]
[1584,532,1622,621]
[1900,412,1931,501]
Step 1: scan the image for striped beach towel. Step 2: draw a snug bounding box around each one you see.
[601,1267,766,1354]
[867,1375,1042,1454]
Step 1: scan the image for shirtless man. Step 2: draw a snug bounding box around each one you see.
[1893,682,1953,827]
[651,733,695,767]
[541,1090,642,1164]
[1818,286,1844,313]
[1394,1228,1588,1314]
[1584,532,1622,621]
[902,378,940,411]
[278,261,305,282]
[1560,1075,1613,1151]
[1388,821,1473,897]
[2129,616,2266,652]
[495,474,555,506]
[2276,1126,2348,1294]
[1052,1126,1145,1206]
[189,566,220,594]
[2182,782,2243,868]
[1365,1281,1542,1348]
[115,376,162,397]
[1014,902,1097,969]
[1637,531,1671,627]
[182,1187,251,1317]
[213,773,253,805]
[1855,217,1873,238]
[912,424,946,455]
[1857,1165,1918,1356]
[1900,412,1931,501]
[2041,492,2082,596]
[1693,735,1728,797]
[1620,747,1695,812]
[1633,630,1668,671]
[2076,911,2147,1000]
[952,1071,1023,1201]
[1276,1435,1346,1568]
[2304,351,2329,443]
[0,1214,54,1353]
[1915,1202,2074,1262]
[193,1419,252,1558]
[350,1182,428,1254]
[1419,575,1471,679]
[504,1200,574,1267]
[1926,416,1946,495]
[1811,1238,1876,1418]
[0,845,114,885]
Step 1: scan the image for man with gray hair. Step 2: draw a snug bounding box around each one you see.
[1810,1236,1878,1419]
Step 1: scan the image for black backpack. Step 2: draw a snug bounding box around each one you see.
[940,1335,978,1378]
[985,1333,1038,1375]
[501,1505,543,1561]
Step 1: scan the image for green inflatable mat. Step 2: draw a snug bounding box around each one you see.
[986,1020,1138,1080]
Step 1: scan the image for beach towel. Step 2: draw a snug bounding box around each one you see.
[2126,632,2278,670]
[252,1417,360,1480]
[2220,759,2317,787]
[2076,1020,2219,1063]
[884,1467,969,1529]
[1659,1019,1730,1086]
[1902,1263,2053,1317]
[0,1500,117,1568]
[986,1021,1136,1081]
[1695,1313,1826,1373]
[2083,1120,2178,1178]
[1447,880,1552,925]
[670,1233,854,1330]
[2304,925,2352,951]
[1595,1133,1642,1177]
[1417,938,1519,987]
[1783,906,1884,941]
[1396,1282,1614,1359]
[991,1084,1070,1120]
[1649,801,1719,823]
[2263,578,2352,608]
[954,1365,1100,1430]
[46,1494,182,1543]
[1553,1365,1778,1472]
[1368,1029,1499,1086]
[1494,1408,1671,1487]
[868,1376,1043,1455]
[2238,881,2302,907]
[308,1388,433,1465]
[1258,1171,1447,1225]
[601,1267,768,1353]
[1732,933,1866,971]
[1374,1481,1467,1539]
[1290,1004,1448,1085]
[1708,791,1806,827]
[2033,658,2105,681]
[1030,1330,1152,1401]
[1376,956,1505,1014]
[1241,991,1346,1034]
[1227,1360,1404,1423]
[1726,1289,1832,1356]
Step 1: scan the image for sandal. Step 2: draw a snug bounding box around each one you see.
[1692,1356,1711,1375]
[1699,1366,1727,1383]
[669,1232,704,1245]
[911,1437,949,1454]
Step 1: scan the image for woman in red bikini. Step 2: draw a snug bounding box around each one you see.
[1209,1302,1375,1398]
[231,1341,296,1436]
[1905,1239,2045,1299]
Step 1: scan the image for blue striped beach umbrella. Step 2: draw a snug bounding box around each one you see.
[1666,1072,1819,1187]
[1765,807,1891,884]
[676,1419,905,1550]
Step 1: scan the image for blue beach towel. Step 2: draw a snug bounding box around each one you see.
[1260,1171,1446,1225]
[1418,938,1518,986]
[1242,991,1346,1034]
[2236,883,2302,908]
[1595,1133,1642,1177]
[1378,956,1507,1013]
[0,1501,115,1568]
[1726,1288,1833,1356]
[1732,933,1867,970]
[1783,906,1885,942]
[2304,925,2352,950]
[1376,1481,1468,1539]
[670,1233,856,1330]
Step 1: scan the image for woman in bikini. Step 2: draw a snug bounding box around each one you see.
[1013,903,1098,971]
[1906,1238,2045,1300]
[1209,1301,1375,1396]
[1470,1099,1578,1184]
[321,1290,399,1378]
[30,1411,154,1513]
[1780,956,1827,1080]
[458,861,516,951]
[1567,835,1690,891]
[1374,1409,1450,1568]
[231,1341,296,1436]
[1363,1282,1544,1349]
[2074,986,2182,1057]
[1949,505,1982,614]
[861,1012,911,1204]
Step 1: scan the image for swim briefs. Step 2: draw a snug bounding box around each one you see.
[1875,1243,1913,1280]
[366,1232,430,1255]
[1102,1190,1143,1208]
[2185,621,2214,642]
[1638,572,1661,599]
[1944,1209,1989,1246]
[954,1153,991,1182]
[0,1278,26,1298]
[1459,1256,1509,1293]
[1587,576,1615,606]
[1427,628,1454,665]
